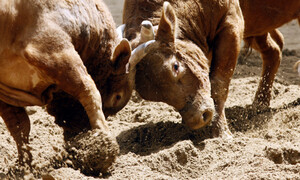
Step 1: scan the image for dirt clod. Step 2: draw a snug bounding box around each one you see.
[66,129,119,176]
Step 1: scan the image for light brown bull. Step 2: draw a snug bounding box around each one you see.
[240,0,300,108]
[0,0,134,165]
[123,0,244,138]
[122,0,300,138]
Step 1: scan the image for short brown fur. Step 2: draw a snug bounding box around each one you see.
[240,0,300,107]
[0,0,133,165]
[123,0,299,137]
[123,0,244,137]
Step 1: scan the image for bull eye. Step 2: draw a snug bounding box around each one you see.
[173,61,179,73]
[111,92,123,107]
[116,94,121,101]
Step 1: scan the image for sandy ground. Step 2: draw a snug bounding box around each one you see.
[1,1,300,179]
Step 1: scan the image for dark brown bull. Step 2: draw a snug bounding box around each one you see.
[0,0,134,165]
[122,0,300,138]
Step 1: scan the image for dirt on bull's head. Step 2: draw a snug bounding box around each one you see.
[135,44,215,129]
[101,39,134,117]
[129,2,215,129]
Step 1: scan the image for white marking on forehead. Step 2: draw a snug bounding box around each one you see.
[163,55,176,66]
[162,55,172,69]
[31,71,40,88]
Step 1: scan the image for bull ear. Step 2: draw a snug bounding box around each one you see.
[156,2,177,43]
[111,39,132,75]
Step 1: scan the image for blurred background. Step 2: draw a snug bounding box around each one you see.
[103,0,300,50]
[103,0,124,25]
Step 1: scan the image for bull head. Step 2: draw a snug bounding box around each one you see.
[126,2,215,130]
[102,38,134,116]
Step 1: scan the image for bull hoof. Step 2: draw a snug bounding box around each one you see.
[17,144,33,167]
[212,126,233,140]
[220,130,233,140]
[252,98,270,111]
[66,129,119,176]
[246,104,271,115]
[213,130,233,140]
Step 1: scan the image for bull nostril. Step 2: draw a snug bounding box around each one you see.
[116,94,121,101]
[202,110,213,122]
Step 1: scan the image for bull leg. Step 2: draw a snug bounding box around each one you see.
[24,44,108,133]
[210,25,243,138]
[0,101,32,165]
[251,30,283,108]
[270,29,284,50]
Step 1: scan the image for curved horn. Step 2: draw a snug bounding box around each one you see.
[294,60,300,76]
[140,20,155,43]
[126,40,156,73]
[117,24,126,40]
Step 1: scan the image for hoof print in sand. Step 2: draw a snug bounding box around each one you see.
[265,145,300,165]
[265,146,284,164]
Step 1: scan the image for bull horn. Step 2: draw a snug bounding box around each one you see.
[294,60,300,76]
[126,40,156,73]
[117,24,126,39]
[140,20,155,43]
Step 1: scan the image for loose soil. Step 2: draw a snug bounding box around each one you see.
[0,2,299,179]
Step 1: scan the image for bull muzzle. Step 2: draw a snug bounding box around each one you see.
[179,99,214,130]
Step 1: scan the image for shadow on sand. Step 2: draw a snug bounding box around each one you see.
[117,121,214,156]
[117,98,300,156]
